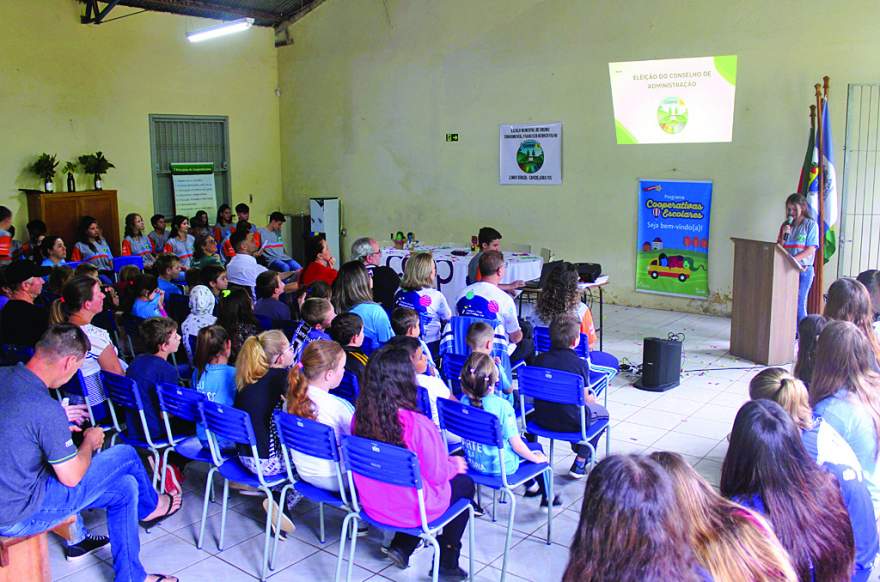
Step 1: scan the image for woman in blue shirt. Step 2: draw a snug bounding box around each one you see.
[722,400,870,582]
[810,320,880,518]
[332,260,393,345]
[777,193,819,324]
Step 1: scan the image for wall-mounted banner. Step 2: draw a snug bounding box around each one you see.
[499,122,562,185]
[636,179,712,299]
[171,162,217,219]
[609,56,737,144]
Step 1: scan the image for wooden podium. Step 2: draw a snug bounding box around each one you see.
[730,238,804,365]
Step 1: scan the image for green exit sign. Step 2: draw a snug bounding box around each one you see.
[445,133,459,142]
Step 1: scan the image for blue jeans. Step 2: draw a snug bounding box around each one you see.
[0,445,158,582]
[798,265,815,323]
[269,258,302,273]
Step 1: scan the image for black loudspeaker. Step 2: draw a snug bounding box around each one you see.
[635,336,682,392]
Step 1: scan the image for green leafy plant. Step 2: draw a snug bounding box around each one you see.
[29,153,59,182]
[78,151,115,179]
[63,160,78,174]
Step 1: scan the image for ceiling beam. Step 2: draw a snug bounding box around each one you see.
[119,0,280,24]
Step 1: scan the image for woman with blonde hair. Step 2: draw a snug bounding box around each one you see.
[285,340,351,491]
[811,320,880,517]
[394,252,451,355]
[650,451,797,582]
[750,367,859,469]
[824,277,880,362]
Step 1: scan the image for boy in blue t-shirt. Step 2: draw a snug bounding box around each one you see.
[391,307,438,376]
[156,254,183,296]
[291,297,334,362]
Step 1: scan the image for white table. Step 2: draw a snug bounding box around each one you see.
[381,245,543,307]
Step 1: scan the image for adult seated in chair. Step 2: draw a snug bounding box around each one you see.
[532,315,607,479]
[466,227,524,292]
[300,233,338,287]
[526,261,598,349]
[0,325,182,582]
[351,236,400,312]
[226,229,298,297]
[0,261,51,347]
[455,250,534,364]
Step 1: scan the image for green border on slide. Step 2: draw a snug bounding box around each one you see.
[615,120,638,144]
[713,55,737,86]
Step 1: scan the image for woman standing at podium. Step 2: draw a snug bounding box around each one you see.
[777,194,819,323]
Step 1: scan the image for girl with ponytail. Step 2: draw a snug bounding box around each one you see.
[285,340,350,491]
[192,325,235,449]
[459,352,556,508]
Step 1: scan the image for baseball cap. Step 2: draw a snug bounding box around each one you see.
[4,261,52,285]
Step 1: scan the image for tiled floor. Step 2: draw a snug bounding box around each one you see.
[51,304,762,581]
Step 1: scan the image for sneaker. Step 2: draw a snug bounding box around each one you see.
[540,495,563,511]
[428,565,468,581]
[65,534,110,562]
[569,458,587,479]
[356,522,369,537]
[471,502,486,517]
[386,545,410,569]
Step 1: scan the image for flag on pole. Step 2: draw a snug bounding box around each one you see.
[819,99,838,262]
[798,125,819,199]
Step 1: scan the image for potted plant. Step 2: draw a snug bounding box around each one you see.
[29,153,59,192]
[78,151,114,190]
[63,161,78,192]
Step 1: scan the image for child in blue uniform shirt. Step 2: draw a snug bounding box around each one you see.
[466,321,512,404]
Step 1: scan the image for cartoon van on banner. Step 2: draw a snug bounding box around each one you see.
[636,179,713,299]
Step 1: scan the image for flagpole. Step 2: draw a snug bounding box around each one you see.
[815,81,827,313]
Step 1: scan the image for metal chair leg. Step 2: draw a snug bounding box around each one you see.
[545,467,553,545]
[500,488,516,582]
[335,513,355,582]
[346,516,359,582]
[218,479,230,550]
[197,467,217,549]
[260,488,274,581]
[429,536,441,582]
[467,506,475,582]
[270,484,292,570]
[319,502,326,543]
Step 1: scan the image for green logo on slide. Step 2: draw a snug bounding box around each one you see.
[657,97,688,134]
[516,140,544,174]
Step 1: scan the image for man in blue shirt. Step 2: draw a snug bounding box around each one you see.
[0,325,181,582]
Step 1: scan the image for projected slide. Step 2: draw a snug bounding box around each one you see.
[609,56,737,144]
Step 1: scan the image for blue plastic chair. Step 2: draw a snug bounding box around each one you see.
[100,371,171,489]
[255,314,273,332]
[155,383,216,495]
[517,366,610,474]
[436,399,551,582]
[113,255,144,277]
[0,343,33,365]
[441,352,467,397]
[416,387,462,456]
[360,336,377,356]
[271,411,351,573]
[533,325,618,385]
[61,370,115,437]
[197,401,287,581]
[338,435,475,582]
[330,371,359,405]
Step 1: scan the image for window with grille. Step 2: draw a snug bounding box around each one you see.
[148,114,231,219]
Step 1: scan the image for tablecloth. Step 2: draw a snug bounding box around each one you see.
[381,244,543,307]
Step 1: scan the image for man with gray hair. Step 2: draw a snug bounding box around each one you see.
[0,325,182,582]
[351,236,399,311]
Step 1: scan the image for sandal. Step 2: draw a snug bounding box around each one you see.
[147,575,178,582]
[140,493,182,529]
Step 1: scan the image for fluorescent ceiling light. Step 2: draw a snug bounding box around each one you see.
[187,18,254,43]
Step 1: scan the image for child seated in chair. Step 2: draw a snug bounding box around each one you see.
[156,254,183,297]
[531,315,606,479]
[459,351,559,508]
[128,274,166,320]
[291,298,334,362]
[286,340,352,492]
[125,317,186,493]
[386,336,456,437]
[328,312,369,384]
[254,271,292,322]
[466,322,513,405]
[391,307,438,376]
[192,325,236,450]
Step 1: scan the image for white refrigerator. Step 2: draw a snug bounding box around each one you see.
[309,197,341,262]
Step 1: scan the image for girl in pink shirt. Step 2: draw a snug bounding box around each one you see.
[352,346,474,579]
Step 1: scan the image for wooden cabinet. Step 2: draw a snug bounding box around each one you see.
[23,190,120,256]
